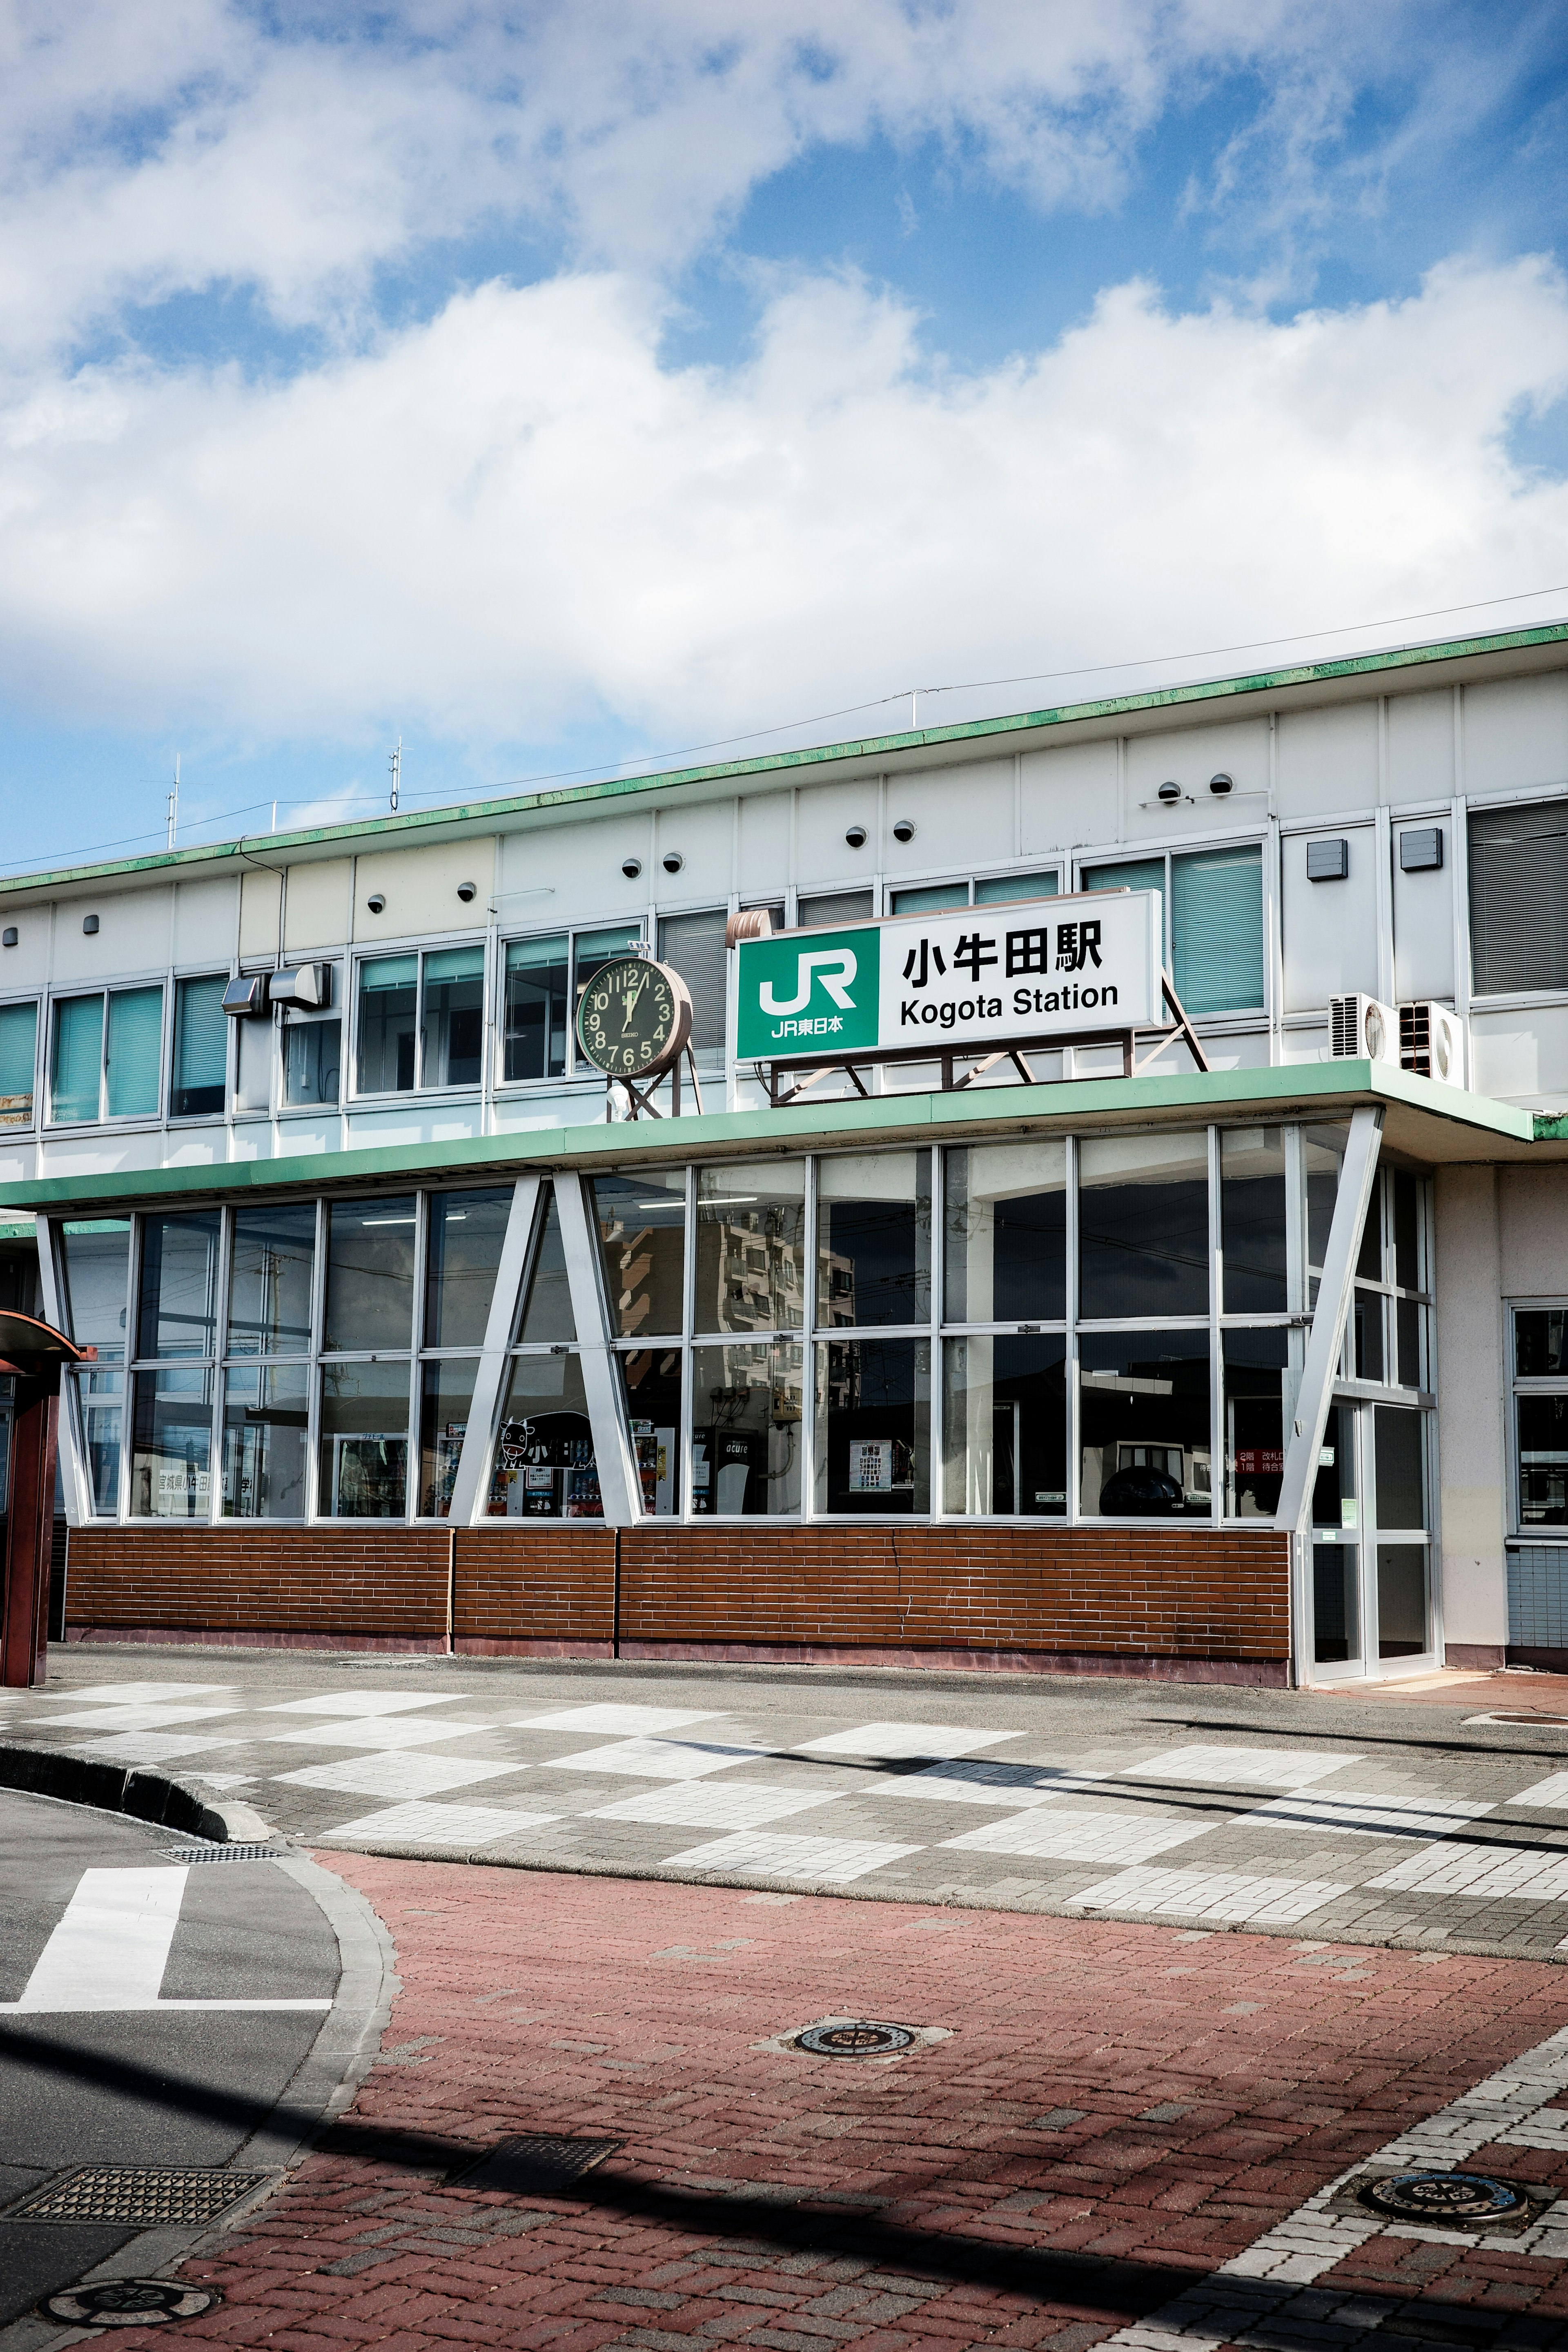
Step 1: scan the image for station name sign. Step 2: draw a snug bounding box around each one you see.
[735,889,1163,1064]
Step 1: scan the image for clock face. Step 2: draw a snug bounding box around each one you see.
[576,958,690,1078]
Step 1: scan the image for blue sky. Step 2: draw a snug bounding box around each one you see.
[1,1,1566,874]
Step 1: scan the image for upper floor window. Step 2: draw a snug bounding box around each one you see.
[1469,800,1568,997]
[890,869,1059,916]
[658,910,728,1052]
[50,986,163,1124]
[1080,844,1264,1016]
[1512,1306,1568,1533]
[0,1000,38,1127]
[501,926,639,1083]
[356,946,483,1095]
[171,975,228,1118]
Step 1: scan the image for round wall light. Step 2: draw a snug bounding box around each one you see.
[661,851,684,874]
[365,893,386,914]
[892,819,916,844]
[622,856,644,879]
[845,824,868,849]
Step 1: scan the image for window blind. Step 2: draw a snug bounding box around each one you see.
[1172,846,1263,1015]
[1469,801,1568,996]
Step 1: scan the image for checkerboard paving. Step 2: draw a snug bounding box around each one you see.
[1369,1844,1568,1900]
[1066,1866,1353,1924]
[792,1720,1021,1759]
[941,1807,1216,1865]
[54,1680,233,1703]
[273,1753,534,1799]
[1238,1786,1496,1837]
[267,1717,495,1749]
[512,1703,724,1733]
[320,1802,562,1847]
[263,1689,470,1716]
[868,1758,1100,1805]
[1510,1771,1568,1808]
[1123,1743,1363,1788]
[76,1732,249,1765]
[33,1702,239,1730]
[662,1831,924,1882]
[589,1782,847,1830]
[536,1735,761,1778]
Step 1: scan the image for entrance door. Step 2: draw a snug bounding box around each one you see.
[1310,1400,1435,1677]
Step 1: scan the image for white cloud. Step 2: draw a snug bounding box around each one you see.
[1,253,1564,745]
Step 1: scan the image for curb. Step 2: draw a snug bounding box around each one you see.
[0,1740,276,1847]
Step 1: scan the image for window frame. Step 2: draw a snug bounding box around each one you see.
[350,935,489,1102]
[0,993,42,1132]
[494,919,650,1089]
[167,969,234,1124]
[1074,833,1269,1024]
[1508,1298,1568,1540]
[46,978,168,1129]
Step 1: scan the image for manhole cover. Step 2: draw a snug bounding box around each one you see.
[4,2167,271,2225]
[448,2135,621,2195]
[1358,2171,1530,2224]
[794,2022,917,2059]
[42,2279,220,2328]
[163,1844,287,1864]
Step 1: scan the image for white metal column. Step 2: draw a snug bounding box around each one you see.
[446,1175,541,1528]
[34,1213,87,1527]
[555,1171,642,1525]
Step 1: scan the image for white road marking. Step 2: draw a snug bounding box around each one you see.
[943,1810,1215,1865]
[513,1704,726,1734]
[591,1783,846,1830]
[664,1831,923,1883]
[794,1722,1020,1760]
[1123,1745,1361,1790]
[0,1868,330,2013]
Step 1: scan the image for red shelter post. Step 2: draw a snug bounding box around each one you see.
[0,1312,87,1688]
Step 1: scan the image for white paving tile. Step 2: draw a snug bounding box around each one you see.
[76,1733,248,1766]
[1123,1744,1361,1791]
[272,1753,531,1798]
[1065,1865,1351,1924]
[1509,1772,1568,1809]
[32,1704,239,1732]
[942,1809,1214,1864]
[267,1717,494,1750]
[873,1760,1104,1807]
[590,1782,845,1831]
[793,1720,1019,1760]
[537,1736,758,1780]
[512,1704,725,1734]
[664,1831,923,1883]
[262,1690,471,1715]
[42,1681,232,1704]
[1369,1843,1568,1900]
[193,1773,258,1790]
[1239,1787,1494,1838]
[321,1801,561,1847]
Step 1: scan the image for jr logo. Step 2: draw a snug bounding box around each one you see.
[758,949,858,1016]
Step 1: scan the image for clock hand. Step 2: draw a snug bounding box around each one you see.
[620,972,648,1033]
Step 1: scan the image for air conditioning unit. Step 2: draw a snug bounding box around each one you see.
[1329,993,1401,1067]
[1401,999,1464,1085]
[270,962,333,1010]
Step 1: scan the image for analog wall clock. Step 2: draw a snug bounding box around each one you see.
[575,956,693,1080]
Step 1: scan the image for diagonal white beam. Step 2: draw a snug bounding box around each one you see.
[447,1175,543,1528]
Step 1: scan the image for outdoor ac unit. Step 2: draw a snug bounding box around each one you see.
[1400,999,1464,1085]
[1329,993,1401,1067]
[270,962,332,1010]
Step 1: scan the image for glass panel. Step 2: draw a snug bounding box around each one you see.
[1517,1393,1568,1528]
[76,1364,123,1514]
[572,927,641,1056]
[1078,1330,1211,1517]
[1353,1287,1385,1382]
[323,1196,417,1352]
[420,945,485,1088]
[1172,845,1264,1015]
[419,1357,477,1516]
[890,883,968,915]
[137,1211,221,1360]
[59,1219,130,1360]
[221,1362,308,1518]
[519,1188,575,1342]
[592,1172,685,1339]
[503,934,570,1082]
[620,1347,682,1513]
[1397,1298,1425,1390]
[490,1352,599,1517]
[51,994,103,1123]
[105,987,162,1118]
[816,1150,931,1329]
[691,1341,804,1515]
[1468,799,1568,996]
[1078,1132,1209,1321]
[1377,1544,1429,1657]
[1517,1310,1568,1378]
[1313,1542,1359,1666]
[425,1186,512,1348]
[695,1161,806,1335]
[235,1006,274,1113]
[227,1203,315,1356]
[171,975,228,1117]
[797,890,873,928]
[1223,1327,1288,1519]
[283,1019,341,1106]
[1080,856,1163,939]
[1356,1173,1383,1280]
[1303,1124,1347,1303]
[319,1361,410,1517]
[1374,1406,1425,1529]
[1392,1170,1420,1290]
[0,999,37,1124]
[129,1368,212,1519]
[658,909,728,1053]
[942,1334,1065,1515]
[357,955,418,1094]
[943,1140,1066,1325]
[974,871,1058,904]
[1220,1127,1287,1314]
[1312,1403,1359,1530]
[814,1337,929,1514]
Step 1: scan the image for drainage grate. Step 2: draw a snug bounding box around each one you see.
[448,2135,622,2196]
[1358,2171,1532,2225]
[42,2279,221,2328]
[162,1844,287,1864]
[795,2022,916,2059]
[5,2167,272,2226]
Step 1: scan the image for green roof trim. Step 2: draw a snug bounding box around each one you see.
[0,1062,1531,1217]
[5,619,1566,899]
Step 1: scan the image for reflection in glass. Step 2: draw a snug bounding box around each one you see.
[1356,1173,1382,1279]
[1393,1170,1420,1291]
[943,1141,1065,1325]
[490,1352,598,1517]
[130,1368,212,1518]
[1516,1311,1568,1377]
[815,1338,928,1515]
[60,1219,130,1359]
[942,1334,1065,1516]
[171,975,228,1118]
[1313,1543,1359,1666]
[1397,1298,1424,1389]
[572,927,641,1042]
[1377,1545,1428,1657]
[1312,1403,1358,1530]
[76,1365,123,1513]
[1518,1393,1568,1527]
[319,1361,409,1517]
[620,1347,682,1513]
[519,1188,575,1342]
[283,1019,341,1107]
[695,1162,805,1336]
[504,934,569,1081]
[425,1187,511,1348]
[137,1212,221,1359]
[1078,1132,1208,1320]
[1220,1127,1286,1314]
[420,947,484,1087]
[1078,1331,1210,1516]
[0,997,37,1125]
[1223,1327,1289,1519]
[1353,1286,1385,1382]
[419,1358,477,1517]
[1303,1124,1347,1303]
[691,1341,804,1515]
[357,955,418,1093]
[594,1173,685,1339]
[816,1152,931,1329]
[324,1196,416,1351]
[221,1363,308,1517]
[1374,1407,1425,1529]
[228,1203,315,1355]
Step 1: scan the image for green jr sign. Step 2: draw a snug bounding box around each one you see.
[733,925,880,1061]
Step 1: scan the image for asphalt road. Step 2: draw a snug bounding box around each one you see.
[0,1788,343,2328]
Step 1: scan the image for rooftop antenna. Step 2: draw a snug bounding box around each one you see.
[166,753,179,850]
[389,735,401,813]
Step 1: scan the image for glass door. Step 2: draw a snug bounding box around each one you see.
[1310,1399,1435,1677]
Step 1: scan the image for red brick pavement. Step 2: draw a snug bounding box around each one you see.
[104,1862,1568,2351]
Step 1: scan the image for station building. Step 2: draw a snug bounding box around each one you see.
[3,622,1568,1686]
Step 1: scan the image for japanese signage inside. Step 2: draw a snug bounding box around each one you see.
[734,889,1163,1063]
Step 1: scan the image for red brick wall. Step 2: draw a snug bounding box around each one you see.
[65,1526,451,1642]
[454,1528,614,1650]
